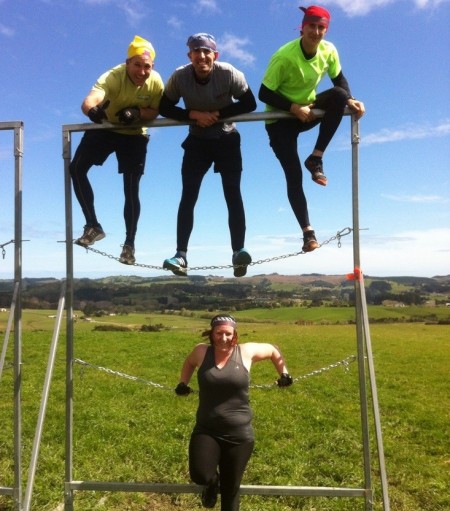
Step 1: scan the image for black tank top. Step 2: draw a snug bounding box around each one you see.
[193,345,254,443]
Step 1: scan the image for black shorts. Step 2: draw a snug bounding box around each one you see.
[181,131,242,176]
[74,130,149,174]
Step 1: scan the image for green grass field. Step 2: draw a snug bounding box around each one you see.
[0,308,449,510]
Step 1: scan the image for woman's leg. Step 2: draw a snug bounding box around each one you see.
[189,433,220,486]
[218,440,254,511]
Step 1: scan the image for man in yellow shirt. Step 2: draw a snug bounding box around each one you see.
[70,35,164,264]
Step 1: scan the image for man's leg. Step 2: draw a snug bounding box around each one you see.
[304,86,348,185]
[69,148,100,228]
[122,172,142,248]
[69,132,112,246]
[313,86,348,153]
[266,121,311,230]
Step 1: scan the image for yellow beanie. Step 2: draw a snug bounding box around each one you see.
[127,35,156,60]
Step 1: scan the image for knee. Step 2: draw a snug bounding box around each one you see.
[189,467,208,486]
[331,86,349,109]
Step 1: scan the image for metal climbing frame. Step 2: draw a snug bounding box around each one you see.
[0,121,24,511]
[58,112,390,511]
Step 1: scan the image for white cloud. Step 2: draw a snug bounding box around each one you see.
[0,23,14,37]
[198,0,220,12]
[80,0,144,25]
[218,33,256,67]
[167,16,183,31]
[382,193,449,204]
[361,120,450,146]
[321,0,450,16]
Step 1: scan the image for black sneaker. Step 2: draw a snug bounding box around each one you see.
[201,476,219,508]
[232,248,252,277]
[302,230,319,253]
[74,225,105,246]
[119,245,135,265]
[163,253,188,276]
[304,155,327,186]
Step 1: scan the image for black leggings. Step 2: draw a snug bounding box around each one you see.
[189,433,254,511]
[177,170,245,253]
[69,153,142,245]
[265,86,348,230]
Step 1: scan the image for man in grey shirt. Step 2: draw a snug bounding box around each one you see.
[159,33,256,277]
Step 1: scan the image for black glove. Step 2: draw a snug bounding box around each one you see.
[277,373,293,387]
[175,382,193,396]
[87,100,110,123]
[116,106,141,125]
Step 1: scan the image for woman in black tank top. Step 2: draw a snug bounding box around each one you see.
[175,314,293,511]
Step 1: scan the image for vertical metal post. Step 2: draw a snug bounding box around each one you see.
[350,115,373,510]
[63,128,75,511]
[358,278,391,510]
[13,122,24,511]
[23,283,66,511]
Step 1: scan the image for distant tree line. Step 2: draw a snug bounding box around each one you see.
[0,275,449,314]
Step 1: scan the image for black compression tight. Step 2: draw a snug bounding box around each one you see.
[189,434,254,511]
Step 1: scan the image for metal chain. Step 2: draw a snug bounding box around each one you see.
[74,358,172,391]
[1,239,15,260]
[249,355,357,389]
[75,227,353,272]
[74,354,356,393]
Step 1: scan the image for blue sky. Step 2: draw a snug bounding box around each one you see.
[0,0,449,279]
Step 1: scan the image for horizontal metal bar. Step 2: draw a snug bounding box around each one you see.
[62,107,352,133]
[0,121,24,130]
[0,486,15,496]
[67,481,366,497]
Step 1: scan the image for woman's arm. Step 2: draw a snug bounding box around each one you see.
[178,343,207,384]
[241,343,289,375]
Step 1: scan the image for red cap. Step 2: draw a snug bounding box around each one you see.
[300,5,331,29]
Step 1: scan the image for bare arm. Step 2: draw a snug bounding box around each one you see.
[241,343,289,376]
[178,344,207,385]
[81,89,106,116]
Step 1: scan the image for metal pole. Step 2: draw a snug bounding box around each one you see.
[13,121,24,511]
[58,110,389,510]
[0,282,18,381]
[22,283,66,511]
[350,115,374,511]
[358,277,391,510]
[63,127,75,511]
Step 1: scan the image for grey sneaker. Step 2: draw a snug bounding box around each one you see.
[163,253,188,276]
[74,225,105,246]
[302,230,319,253]
[232,248,252,277]
[119,245,135,265]
[304,155,327,186]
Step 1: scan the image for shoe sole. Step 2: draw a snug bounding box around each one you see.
[74,232,106,247]
[312,174,327,186]
[233,251,252,278]
[163,261,188,277]
[302,241,319,253]
[119,257,136,265]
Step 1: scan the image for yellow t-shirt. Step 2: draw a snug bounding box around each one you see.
[92,63,164,135]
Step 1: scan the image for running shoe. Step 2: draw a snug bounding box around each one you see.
[163,253,188,276]
[232,248,252,277]
[74,225,105,246]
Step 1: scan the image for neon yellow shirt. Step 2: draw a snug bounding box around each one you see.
[262,38,341,119]
[92,63,164,135]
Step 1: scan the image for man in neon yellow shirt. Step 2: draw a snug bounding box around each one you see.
[259,6,365,253]
[70,36,163,264]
